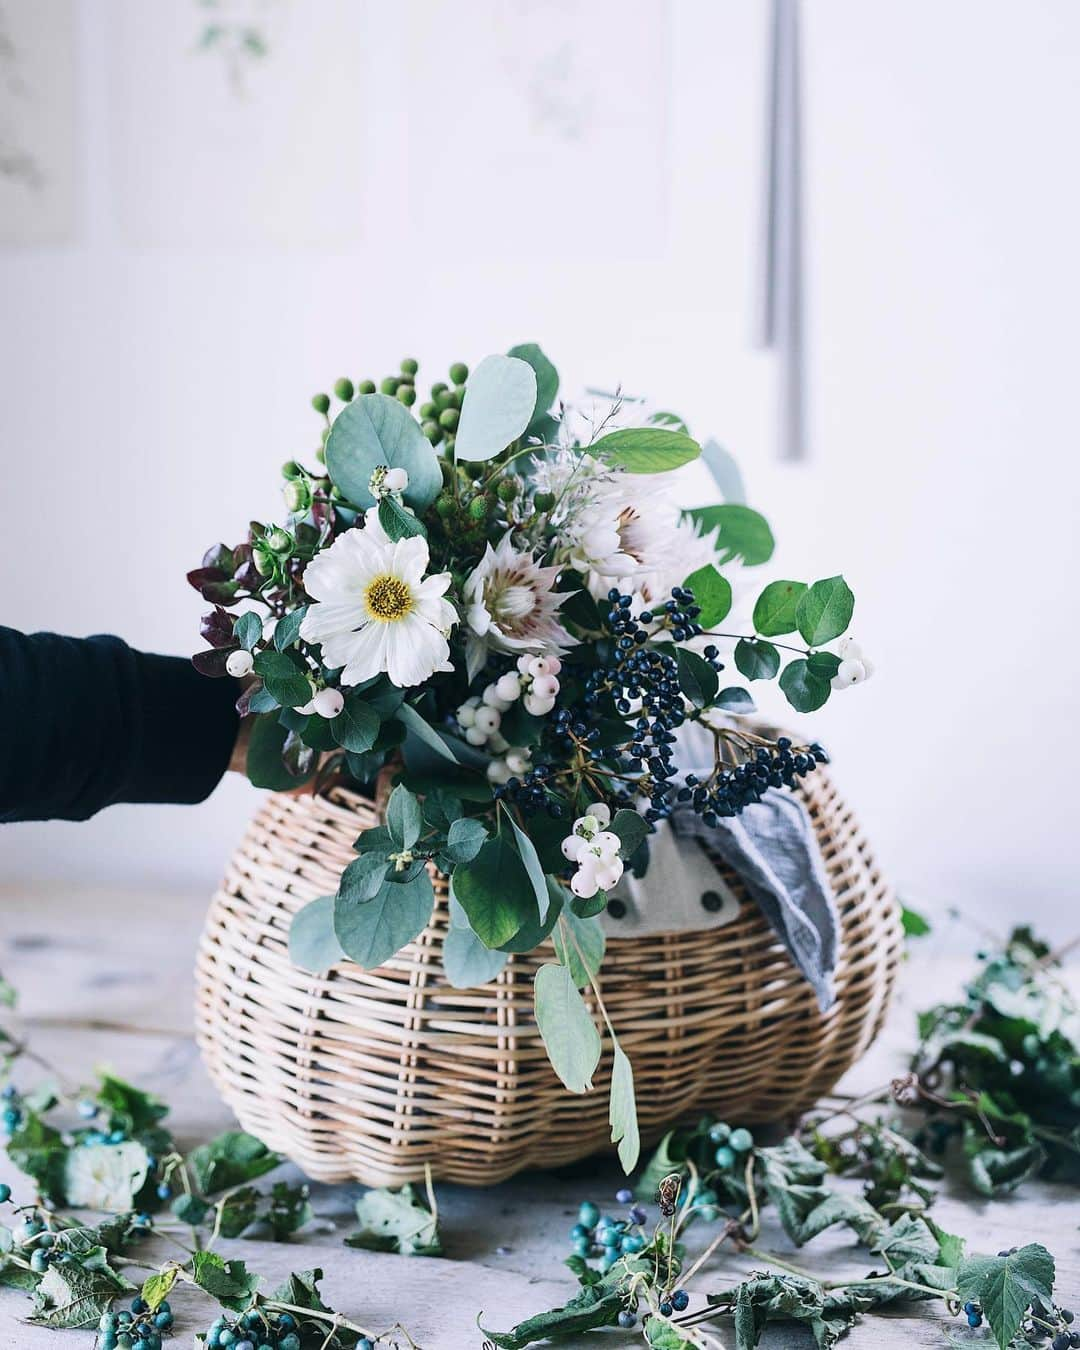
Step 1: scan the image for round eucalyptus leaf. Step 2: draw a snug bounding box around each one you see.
[289,895,345,973]
[443,925,510,989]
[325,393,441,510]
[454,354,537,462]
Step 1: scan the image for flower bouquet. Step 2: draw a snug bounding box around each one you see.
[189,346,873,1172]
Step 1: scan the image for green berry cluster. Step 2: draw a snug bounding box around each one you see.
[417,361,468,450]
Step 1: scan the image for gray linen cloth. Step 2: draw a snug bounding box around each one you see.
[603,723,838,1011]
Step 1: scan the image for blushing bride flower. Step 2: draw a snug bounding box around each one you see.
[299,524,456,688]
[463,531,573,681]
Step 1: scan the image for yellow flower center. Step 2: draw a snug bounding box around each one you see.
[364,573,413,622]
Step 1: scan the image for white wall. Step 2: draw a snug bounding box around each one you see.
[2,0,1078,939]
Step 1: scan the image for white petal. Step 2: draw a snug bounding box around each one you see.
[299,600,363,644]
[339,623,390,686]
[391,535,431,587]
[385,616,449,688]
[585,802,611,827]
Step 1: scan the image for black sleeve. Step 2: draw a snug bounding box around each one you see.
[0,627,240,823]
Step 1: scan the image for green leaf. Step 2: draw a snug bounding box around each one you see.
[452,836,538,948]
[684,563,732,627]
[715,686,756,713]
[386,783,423,849]
[957,1244,1055,1350]
[735,638,780,682]
[28,1255,133,1329]
[592,427,701,474]
[648,409,689,432]
[330,695,380,753]
[190,1250,261,1312]
[267,1180,314,1240]
[171,1193,210,1226]
[701,437,746,503]
[687,503,775,566]
[234,611,262,651]
[377,493,426,541]
[216,1186,258,1239]
[4,1110,68,1201]
[534,963,601,1093]
[551,909,605,988]
[252,650,311,708]
[480,1281,623,1347]
[64,1141,149,1211]
[779,659,831,713]
[796,576,855,646]
[325,392,441,509]
[273,606,308,651]
[806,650,841,680]
[901,905,931,937]
[507,342,559,433]
[455,354,537,462]
[334,870,434,969]
[338,851,392,905]
[752,580,807,636]
[140,1267,178,1312]
[442,816,488,865]
[289,895,345,972]
[268,1268,333,1313]
[246,713,313,790]
[347,1182,441,1256]
[95,1073,169,1135]
[609,1043,640,1172]
[498,878,565,952]
[442,925,510,988]
[502,809,551,923]
[396,702,470,764]
[966,1138,1046,1197]
[647,1321,694,1349]
[675,646,719,707]
[609,808,648,860]
[187,1130,281,1195]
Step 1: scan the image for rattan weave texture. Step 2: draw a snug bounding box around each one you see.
[195,769,900,1186]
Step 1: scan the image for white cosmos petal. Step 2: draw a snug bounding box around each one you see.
[391,535,430,587]
[385,619,449,688]
[337,622,390,686]
[299,601,363,644]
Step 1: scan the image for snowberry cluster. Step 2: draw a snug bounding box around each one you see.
[560,802,624,899]
[832,636,874,690]
[457,654,562,783]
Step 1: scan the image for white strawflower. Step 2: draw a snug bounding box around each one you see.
[463,531,573,681]
[299,527,456,689]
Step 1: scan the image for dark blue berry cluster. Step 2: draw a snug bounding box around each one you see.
[674,737,828,825]
[99,1298,173,1350]
[491,762,563,818]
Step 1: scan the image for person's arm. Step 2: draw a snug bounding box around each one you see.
[0,626,240,823]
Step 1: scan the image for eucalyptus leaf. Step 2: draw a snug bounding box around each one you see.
[534,963,601,1093]
[551,909,605,988]
[442,925,510,989]
[334,870,434,968]
[498,879,565,952]
[452,835,538,948]
[325,393,441,509]
[608,809,648,860]
[503,809,551,922]
[338,851,392,905]
[593,427,701,473]
[609,1042,640,1172]
[701,437,746,503]
[455,354,537,462]
[507,342,559,432]
[273,606,308,652]
[386,784,423,849]
[289,895,345,972]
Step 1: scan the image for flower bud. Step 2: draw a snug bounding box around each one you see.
[252,541,276,575]
[225,649,254,678]
[333,377,354,402]
[266,527,294,556]
[312,687,345,719]
[311,393,330,415]
[283,479,311,513]
[533,491,556,513]
[281,459,303,480]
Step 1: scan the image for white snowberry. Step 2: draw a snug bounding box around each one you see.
[384,466,409,494]
[474,705,501,735]
[312,687,345,719]
[495,672,522,702]
[225,649,254,678]
[832,658,867,690]
[524,692,556,716]
[457,700,478,728]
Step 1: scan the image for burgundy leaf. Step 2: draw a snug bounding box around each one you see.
[233,560,261,591]
[191,647,232,678]
[201,542,235,573]
[235,678,263,716]
[200,606,236,649]
[282,729,316,778]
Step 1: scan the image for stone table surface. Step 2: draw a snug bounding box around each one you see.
[0,882,1077,1350]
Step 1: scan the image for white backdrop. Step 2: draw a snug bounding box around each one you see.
[2,0,1078,938]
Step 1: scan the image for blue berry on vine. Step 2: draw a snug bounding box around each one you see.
[615,1187,633,1203]
[659,1299,673,1316]
[617,1310,637,1327]
[629,1204,647,1225]
[671,1289,690,1311]
[0,1183,10,1203]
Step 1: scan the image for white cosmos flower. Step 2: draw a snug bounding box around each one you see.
[299,524,456,688]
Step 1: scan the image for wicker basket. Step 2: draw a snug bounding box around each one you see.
[195,768,900,1187]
